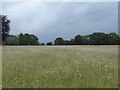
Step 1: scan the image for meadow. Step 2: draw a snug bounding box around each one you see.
[2,45,118,88]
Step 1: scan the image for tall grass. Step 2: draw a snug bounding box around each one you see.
[2,45,118,88]
[0,46,2,89]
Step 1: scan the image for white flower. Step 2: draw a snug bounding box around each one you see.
[14,77,17,80]
[100,62,103,64]
[106,65,109,67]
[53,71,55,73]
[105,69,108,71]
[83,60,85,62]
[107,76,110,79]
[80,74,82,77]
[60,66,62,69]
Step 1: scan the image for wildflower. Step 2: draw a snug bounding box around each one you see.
[14,77,17,80]
[106,65,109,67]
[80,74,82,77]
[100,62,103,64]
[83,60,85,62]
[53,70,55,73]
[60,66,62,69]
[105,69,108,71]
[107,76,110,79]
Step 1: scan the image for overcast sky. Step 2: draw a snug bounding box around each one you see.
[2,2,118,43]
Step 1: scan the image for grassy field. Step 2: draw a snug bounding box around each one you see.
[0,46,2,89]
[2,45,118,88]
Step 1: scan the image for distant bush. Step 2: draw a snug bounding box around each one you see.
[46,42,53,45]
[39,43,45,45]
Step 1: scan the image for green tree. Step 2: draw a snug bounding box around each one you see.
[54,37,64,45]
[1,15,10,42]
[64,40,70,45]
[74,35,82,45]
[81,35,91,45]
[89,32,106,45]
[6,35,19,45]
[107,32,119,45]
[19,33,24,45]
[70,39,75,45]
[46,42,53,45]
[119,37,120,45]
[19,33,39,45]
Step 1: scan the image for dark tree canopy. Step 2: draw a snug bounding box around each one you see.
[46,42,53,45]
[54,37,64,45]
[89,32,106,45]
[6,35,19,45]
[19,33,39,45]
[70,39,75,45]
[74,35,82,45]
[1,15,10,41]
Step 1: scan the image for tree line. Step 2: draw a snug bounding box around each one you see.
[54,32,120,45]
[3,32,120,45]
[5,33,39,45]
[1,15,120,45]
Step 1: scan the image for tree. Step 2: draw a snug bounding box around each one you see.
[54,37,64,45]
[19,33,39,45]
[81,35,91,45]
[46,42,53,45]
[74,35,82,45]
[6,35,19,45]
[89,32,106,45]
[30,34,39,45]
[107,32,119,45]
[70,39,75,45]
[118,37,120,45]
[64,40,70,45]
[1,15,10,42]
[19,33,24,45]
